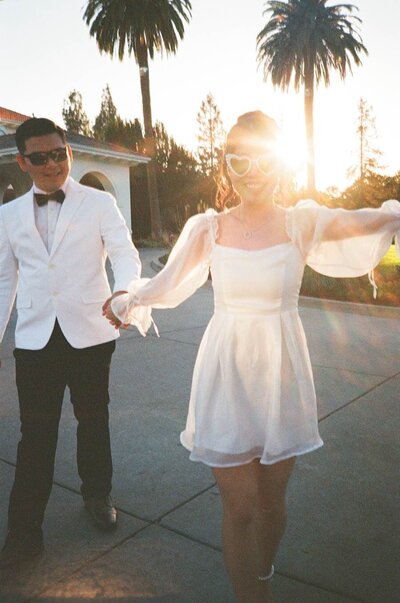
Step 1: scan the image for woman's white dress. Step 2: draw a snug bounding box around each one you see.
[112,200,400,467]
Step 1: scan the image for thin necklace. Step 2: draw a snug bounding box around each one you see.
[236,204,273,240]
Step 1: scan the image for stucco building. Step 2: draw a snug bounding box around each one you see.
[0,107,149,228]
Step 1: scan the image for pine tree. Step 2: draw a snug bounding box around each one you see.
[154,121,197,175]
[354,97,384,181]
[196,93,225,176]
[116,118,144,152]
[154,121,173,172]
[93,85,120,142]
[346,97,384,205]
[339,98,387,208]
[62,90,92,136]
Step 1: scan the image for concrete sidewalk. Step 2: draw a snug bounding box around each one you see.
[0,248,398,603]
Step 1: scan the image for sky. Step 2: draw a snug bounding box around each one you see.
[1,0,399,190]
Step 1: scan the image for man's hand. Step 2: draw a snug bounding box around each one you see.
[102,291,128,330]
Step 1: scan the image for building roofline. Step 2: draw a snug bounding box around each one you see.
[0,133,150,165]
[0,107,150,164]
[70,142,149,164]
[0,106,32,125]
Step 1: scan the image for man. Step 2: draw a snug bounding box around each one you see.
[0,118,141,567]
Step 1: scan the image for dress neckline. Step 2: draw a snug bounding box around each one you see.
[214,241,292,253]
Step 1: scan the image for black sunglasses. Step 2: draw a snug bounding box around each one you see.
[22,147,68,166]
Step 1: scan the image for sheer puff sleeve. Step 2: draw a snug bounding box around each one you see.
[286,199,400,283]
[111,210,217,335]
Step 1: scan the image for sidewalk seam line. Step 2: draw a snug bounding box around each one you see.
[22,522,154,603]
[312,363,396,378]
[155,482,217,522]
[319,371,400,423]
[23,520,368,603]
[0,461,217,527]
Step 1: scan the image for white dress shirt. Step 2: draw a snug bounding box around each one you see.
[33,178,69,253]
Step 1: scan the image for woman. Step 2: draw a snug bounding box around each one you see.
[106,111,399,603]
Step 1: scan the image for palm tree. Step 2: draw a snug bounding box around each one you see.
[83,0,192,238]
[257,0,367,193]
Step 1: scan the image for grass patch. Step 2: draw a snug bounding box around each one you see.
[379,244,399,267]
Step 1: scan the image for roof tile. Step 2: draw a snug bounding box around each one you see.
[0,106,31,122]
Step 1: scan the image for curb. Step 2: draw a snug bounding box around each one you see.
[150,259,163,273]
[299,295,400,319]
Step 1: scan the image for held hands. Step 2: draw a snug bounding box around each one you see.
[102,291,129,330]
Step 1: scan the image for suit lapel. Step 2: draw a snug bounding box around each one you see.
[17,189,49,257]
[50,179,85,258]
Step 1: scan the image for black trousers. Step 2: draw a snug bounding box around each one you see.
[8,320,116,531]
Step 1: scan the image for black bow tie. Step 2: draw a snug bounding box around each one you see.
[34,189,65,207]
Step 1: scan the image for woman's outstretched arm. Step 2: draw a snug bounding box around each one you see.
[105,212,216,334]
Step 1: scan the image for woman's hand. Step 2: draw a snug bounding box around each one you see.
[102,292,129,329]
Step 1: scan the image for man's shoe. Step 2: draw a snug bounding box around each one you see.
[84,495,117,530]
[0,528,44,569]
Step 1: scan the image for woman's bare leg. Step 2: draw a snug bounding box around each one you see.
[254,458,295,601]
[213,462,259,601]
[213,457,295,603]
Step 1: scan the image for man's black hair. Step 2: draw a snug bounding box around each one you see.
[15,118,67,153]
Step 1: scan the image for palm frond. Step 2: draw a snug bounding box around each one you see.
[83,0,192,62]
[257,0,367,89]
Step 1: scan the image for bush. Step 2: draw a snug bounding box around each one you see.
[300,264,399,306]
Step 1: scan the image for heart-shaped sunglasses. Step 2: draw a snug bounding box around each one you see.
[225,154,276,177]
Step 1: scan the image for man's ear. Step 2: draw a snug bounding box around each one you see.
[67,144,73,162]
[16,154,28,173]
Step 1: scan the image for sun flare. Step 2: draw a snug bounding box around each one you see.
[277,130,305,173]
[276,117,350,192]
[276,125,307,186]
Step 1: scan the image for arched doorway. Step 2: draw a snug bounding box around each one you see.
[79,171,116,198]
[80,173,105,191]
[3,184,16,204]
[0,166,31,205]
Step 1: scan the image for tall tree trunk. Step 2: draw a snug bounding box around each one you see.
[138,44,161,239]
[304,62,316,194]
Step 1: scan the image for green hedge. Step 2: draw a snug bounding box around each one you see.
[300,265,399,306]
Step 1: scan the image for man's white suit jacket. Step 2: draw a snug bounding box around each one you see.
[0,178,141,349]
